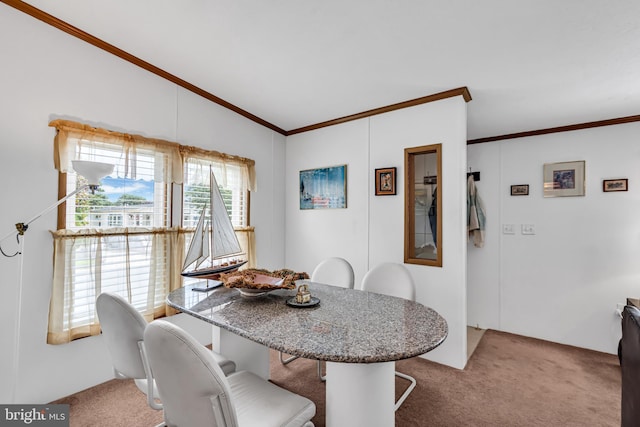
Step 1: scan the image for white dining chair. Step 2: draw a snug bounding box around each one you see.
[361,262,417,411]
[144,319,316,427]
[279,257,355,381]
[96,293,236,417]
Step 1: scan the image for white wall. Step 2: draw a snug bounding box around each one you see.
[285,97,469,369]
[0,7,285,404]
[467,121,640,354]
[285,119,371,284]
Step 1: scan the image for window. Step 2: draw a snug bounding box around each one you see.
[183,158,248,228]
[47,120,256,344]
[62,139,170,231]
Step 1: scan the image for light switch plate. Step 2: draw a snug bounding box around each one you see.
[502,224,515,235]
[522,224,535,235]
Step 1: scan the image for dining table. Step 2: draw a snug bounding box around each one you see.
[167,280,447,427]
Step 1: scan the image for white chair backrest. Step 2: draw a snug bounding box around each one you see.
[361,262,416,301]
[311,257,355,289]
[144,320,238,427]
[96,292,148,379]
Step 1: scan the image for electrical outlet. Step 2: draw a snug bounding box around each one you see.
[522,224,536,235]
[502,224,515,235]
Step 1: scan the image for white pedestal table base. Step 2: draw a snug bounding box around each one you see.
[212,326,270,380]
[325,361,395,427]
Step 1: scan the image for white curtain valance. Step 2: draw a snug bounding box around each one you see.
[49,119,257,191]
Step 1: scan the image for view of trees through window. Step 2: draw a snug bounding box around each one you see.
[68,174,161,229]
[183,183,234,228]
[70,172,238,230]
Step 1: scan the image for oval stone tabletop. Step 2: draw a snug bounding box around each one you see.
[167,280,448,363]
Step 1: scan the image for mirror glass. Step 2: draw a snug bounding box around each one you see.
[404,144,442,267]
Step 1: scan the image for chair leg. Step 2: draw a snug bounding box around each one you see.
[279,350,299,365]
[317,360,326,382]
[139,342,163,411]
[394,371,416,411]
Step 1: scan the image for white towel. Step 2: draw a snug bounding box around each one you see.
[467,175,486,248]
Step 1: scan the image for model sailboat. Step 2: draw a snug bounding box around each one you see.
[181,169,248,280]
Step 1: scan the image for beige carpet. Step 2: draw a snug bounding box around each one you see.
[54,330,621,426]
[53,378,164,426]
[271,329,620,426]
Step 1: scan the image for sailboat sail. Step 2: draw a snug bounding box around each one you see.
[181,168,247,279]
[182,206,207,270]
[196,221,211,268]
[210,171,243,259]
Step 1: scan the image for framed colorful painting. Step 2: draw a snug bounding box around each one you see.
[299,165,347,209]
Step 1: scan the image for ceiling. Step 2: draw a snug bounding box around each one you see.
[18,0,640,140]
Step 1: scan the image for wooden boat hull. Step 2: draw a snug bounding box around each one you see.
[181,260,248,280]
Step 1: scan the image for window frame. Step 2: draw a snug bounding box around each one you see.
[48,119,256,344]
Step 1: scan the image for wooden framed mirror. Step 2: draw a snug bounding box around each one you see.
[404,143,442,267]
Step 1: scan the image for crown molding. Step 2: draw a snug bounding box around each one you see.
[286,87,472,136]
[467,114,640,144]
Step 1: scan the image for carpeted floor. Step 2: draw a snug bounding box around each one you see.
[271,330,621,426]
[53,377,164,426]
[53,329,621,426]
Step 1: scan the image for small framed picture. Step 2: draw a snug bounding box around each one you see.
[511,184,529,196]
[375,167,396,196]
[603,178,628,192]
[543,160,585,197]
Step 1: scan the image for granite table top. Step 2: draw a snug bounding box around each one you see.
[167,280,448,363]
